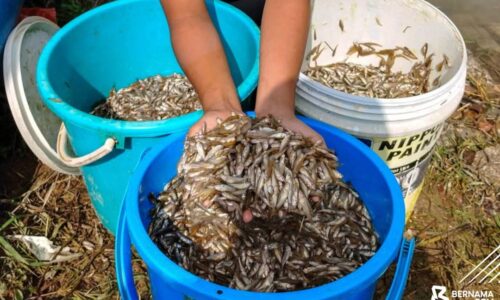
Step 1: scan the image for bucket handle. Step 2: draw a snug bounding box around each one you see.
[386,237,416,300]
[116,201,139,300]
[57,124,116,167]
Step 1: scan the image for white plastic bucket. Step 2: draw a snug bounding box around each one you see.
[296,0,467,218]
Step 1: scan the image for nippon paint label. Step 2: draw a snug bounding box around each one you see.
[359,123,444,217]
[369,124,443,169]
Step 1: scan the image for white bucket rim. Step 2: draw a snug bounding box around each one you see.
[297,67,466,122]
[298,0,467,106]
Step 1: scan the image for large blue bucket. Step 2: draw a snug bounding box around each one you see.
[0,0,23,72]
[36,0,260,233]
[115,115,415,300]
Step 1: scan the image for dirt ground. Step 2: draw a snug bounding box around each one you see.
[406,57,499,297]
[375,52,500,299]
[0,1,499,299]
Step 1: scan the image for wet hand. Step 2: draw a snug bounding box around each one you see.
[278,115,324,144]
[256,110,324,143]
[188,109,244,137]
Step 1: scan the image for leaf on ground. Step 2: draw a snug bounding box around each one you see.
[0,236,29,266]
[477,119,493,133]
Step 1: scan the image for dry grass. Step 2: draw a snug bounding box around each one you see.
[0,166,149,299]
[400,53,500,299]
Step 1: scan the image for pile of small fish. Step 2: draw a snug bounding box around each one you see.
[149,114,379,292]
[305,41,450,98]
[92,74,201,121]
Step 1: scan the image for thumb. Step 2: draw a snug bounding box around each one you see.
[188,121,205,137]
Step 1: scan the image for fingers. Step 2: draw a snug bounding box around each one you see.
[286,119,324,144]
[310,195,321,202]
[187,120,205,137]
[187,124,199,137]
[298,120,325,144]
[242,209,253,223]
[187,112,228,137]
[310,132,325,144]
[301,128,323,143]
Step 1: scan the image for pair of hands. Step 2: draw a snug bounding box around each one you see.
[188,106,323,224]
[188,108,323,143]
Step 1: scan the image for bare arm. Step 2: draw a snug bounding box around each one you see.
[255,0,322,141]
[256,0,310,116]
[161,0,242,135]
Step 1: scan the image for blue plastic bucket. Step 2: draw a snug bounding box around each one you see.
[0,0,23,71]
[115,115,415,300]
[36,0,260,233]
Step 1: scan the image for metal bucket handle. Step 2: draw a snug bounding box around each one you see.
[116,202,416,300]
[57,123,116,167]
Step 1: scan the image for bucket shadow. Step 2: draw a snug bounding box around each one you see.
[0,87,38,202]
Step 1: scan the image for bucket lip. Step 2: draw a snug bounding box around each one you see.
[36,0,260,137]
[298,56,466,107]
[125,116,405,299]
[296,69,464,124]
[298,0,467,107]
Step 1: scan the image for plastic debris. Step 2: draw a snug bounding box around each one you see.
[11,235,81,263]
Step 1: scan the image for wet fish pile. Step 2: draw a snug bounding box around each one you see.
[305,42,449,98]
[92,74,201,121]
[149,115,379,292]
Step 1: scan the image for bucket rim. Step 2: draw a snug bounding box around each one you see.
[298,0,468,106]
[125,116,406,299]
[296,69,465,123]
[298,57,466,107]
[36,0,260,137]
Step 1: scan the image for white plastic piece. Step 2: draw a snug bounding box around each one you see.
[11,235,81,263]
[57,124,116,167]
[3,17,79,174]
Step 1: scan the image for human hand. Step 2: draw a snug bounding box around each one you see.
[255,109,324,143]
[190,107,254,221]
[188,109,244,137]
[277,114,324,144]
[242,111,324,223]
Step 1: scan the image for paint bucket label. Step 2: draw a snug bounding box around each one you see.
[359,123,444,218]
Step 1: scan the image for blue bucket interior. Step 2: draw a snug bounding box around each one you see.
[125,116,405,300]
[37,0,260,136]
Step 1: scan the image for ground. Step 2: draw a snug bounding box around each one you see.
[0,1,499,299]
[376,53,500,299]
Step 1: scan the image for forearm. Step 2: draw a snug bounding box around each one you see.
[255,0,310,117]
[161,0,240,112]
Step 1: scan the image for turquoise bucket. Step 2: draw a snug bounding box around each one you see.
[116,114,415,300]
[36,0,260,234]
